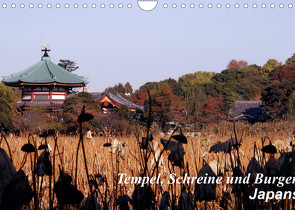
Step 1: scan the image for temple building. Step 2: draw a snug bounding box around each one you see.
[2,46,88,110]
[67,90,144,113]
[91,90,144,113]
[229,100,271,123]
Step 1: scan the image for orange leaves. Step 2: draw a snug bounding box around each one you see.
[200,97,225,124]
[151,86,186,125]
[273,64,295,83]
[227,59,248,70]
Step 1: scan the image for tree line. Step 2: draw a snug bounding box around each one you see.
[0,53,295,132]
[128,53,295,125]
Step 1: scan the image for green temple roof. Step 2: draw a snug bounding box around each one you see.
[2,52,88,86]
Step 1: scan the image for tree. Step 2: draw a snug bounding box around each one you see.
[248,86,262,100]
[62,92,99,132]
[212,69,244,84]
[179,72,215,87]
[240,65,269,99]
[58,59,79,72]
[107,82,134,99]
[200,97,225,124]
[210,67,268,102]
[115,105,134,122]
[150,86,185,131]
[132,89,148,106]
[262,82,294,119]
[272,64,295,83]
[91,112,125,138]
[107,83,125,94]
[124,82,133,94]
[18,107,52,133]
[227,59,248,70]
[285,53,295,66]
[139,78,183,96]
[158,78,183,96]
[178,72,215,122]
[0,83,19,131]
[221,88,242,114]
[262,59,281,76]
[139,82,158,92]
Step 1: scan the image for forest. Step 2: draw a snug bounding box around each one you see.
[108,53,295,128]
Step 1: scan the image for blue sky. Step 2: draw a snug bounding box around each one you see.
[0,0,294,91]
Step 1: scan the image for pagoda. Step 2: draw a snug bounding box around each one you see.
[2,45,88,110]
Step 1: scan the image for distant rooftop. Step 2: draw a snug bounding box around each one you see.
[91,90,144,111]
[229,100,270,122]
[69,90,144,111]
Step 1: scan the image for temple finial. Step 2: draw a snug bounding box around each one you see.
[41,44,51,57]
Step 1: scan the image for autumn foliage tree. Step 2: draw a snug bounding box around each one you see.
[262,63,295,120]
[227,59,248,70]
[132,89,148,107]
[200,97,225,124]
[150,86,185,131]
[272,64,295,83]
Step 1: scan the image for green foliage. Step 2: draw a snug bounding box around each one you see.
[179,72,215,87]
[58,59,79,72]
[115,105,134,122]
[124,82,133,94]
[262,82,294,119]
[211,69,244,84]
[108,83,125,93]
[47,121,67,132]
[178,72,215,121]
[63,92,98,113]
[139,82,158,92]
[262,59,281,76]
[0,83,19,131]
[139,78,183,96]
[62,92,99,131]
[158,78,183,96]
[209,66,267,102]
[107,82,133,99]
[220,88,243,114]
[285,53,295,66]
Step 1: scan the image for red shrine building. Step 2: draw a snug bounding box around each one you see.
[68,90,144,113]
[91,91,144,113]
[2,47,88,110]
